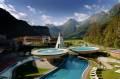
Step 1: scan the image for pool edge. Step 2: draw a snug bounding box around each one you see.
[82,60,90,79]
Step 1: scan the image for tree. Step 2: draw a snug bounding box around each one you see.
[104,15,120,48]
[114,38,120,48]
[84,22,103,45]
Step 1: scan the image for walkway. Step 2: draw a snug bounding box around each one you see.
[35,58,56,69]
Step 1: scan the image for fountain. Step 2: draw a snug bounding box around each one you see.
[31,33,68,57]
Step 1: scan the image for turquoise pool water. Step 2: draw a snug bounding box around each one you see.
[40,56,88,79]
[70,46,98,52]
[33,48,66,55]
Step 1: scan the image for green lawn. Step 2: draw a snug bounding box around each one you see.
[25,68,49,77]
[102,68,120,79]
[88,60,120,79]
[14,61,50,79]
[64,39,84,47]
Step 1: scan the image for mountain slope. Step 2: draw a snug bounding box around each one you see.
[46,24,60,37]
[0,8,50,39]
[64,11,110,38]
[84,3,120,48]
[59,19,78,38]
[109,3,120,16]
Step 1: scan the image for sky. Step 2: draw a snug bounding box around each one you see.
[0,0,120,26]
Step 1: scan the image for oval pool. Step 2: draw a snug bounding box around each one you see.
[69,46,99,54]
[32,48,67,56]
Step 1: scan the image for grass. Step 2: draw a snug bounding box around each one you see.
[88,60,120,79]
[102,68,120,79]
[101,61,120,79]
[14,61,50,79]
[64,39,84,47]
[26,68,49,76]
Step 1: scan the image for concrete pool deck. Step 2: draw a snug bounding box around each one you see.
[98,57,120,69]
[34,58,56,69]
[82,61,90,79]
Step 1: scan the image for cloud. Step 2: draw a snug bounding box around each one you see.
[41,14,53,25]
[84,4,109,14]
[102,9,109,13]
[40,12,90,26]
[40,14,67,26]
[84,4,98,10]
[84,5,92,10]
[40,13,90,26]
[74,12,90,21]
[53,20,67,26]
[0,0,5,3]
[100,6,109,13]
[93,6,109,13]
[0,0,27,19]
[27,6,36,14]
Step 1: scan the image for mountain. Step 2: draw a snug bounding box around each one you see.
[32,26,50,36]
[47,11,109,38]
[0,8,50,39]
[68,10,111,39]
[89,11,110,24]
[59,19,78,38]
[47,19,78,38]
[46,24,60,37]
[47,12,109,38]
[84,3,120,48]
[109,3,120,16]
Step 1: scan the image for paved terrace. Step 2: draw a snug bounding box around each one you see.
[98,57,120,69]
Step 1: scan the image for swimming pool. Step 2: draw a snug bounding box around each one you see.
[69,46,99,54]
[32,48,67,56]
[40,56,88,79]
